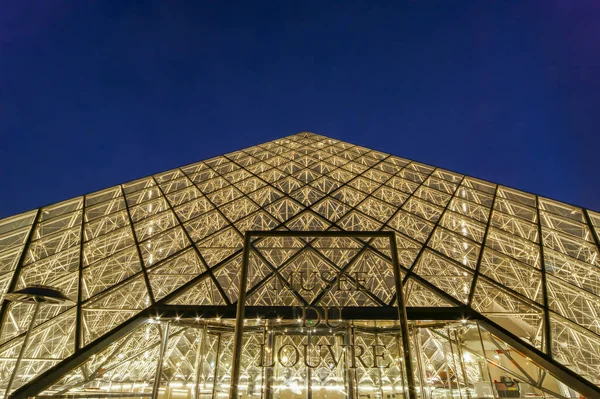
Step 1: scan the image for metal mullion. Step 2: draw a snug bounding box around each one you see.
[277,154,401,240]
[399,174,466,278]
[84,198,127,223]
[80,247,181,307]
[441,208,488,234]
[131,307,452,326]
[182,159,312,250]
[230,230,392,398]
[131,208,180,238]
[250,241,387,308]
[244,246,309,306]
[433,223,484,249]
[249,231,393,238]
[26,202,83,226]
[121,179,159,198]
[388,232,417,399]
[252,226,393,265]
[241,142,378,208]
[538,202,585,225]
[151,322,169,399]
[415,180,463,205]
[371,164,437,228]
[221,145,395,252]
[119,186,155,305]
[540,225,600,265]
[0,306,76,354]
[306,244,389,307]
[403,233,482,276]
[161,185,210,210]
[27,210,82,238]
[465,185,498,307]
[331,168,437,266]
[303,240,363,274]
[83,224,143,261]
[152,249,242,307]
[151,176,231,307]
[103,328,186,375]
[75,195,87,352]
[229,232,251,398]
[486,332,537,385]
[24,222,81,252]
[11,132,600,399]
[545,270,600,306]
[169,208,225,239]
[474,271,544,310]
[450,187,496,209]
[384,174,462,306]
[81,234,198,304]
[450,185,495,208]
[402,270,466,308]
[178,168,250,243]
[53,329,140,395]
[0,229,33,255]
[537,220,578,247]
[0,208,42,340]
[549,309,600,341]
[310,239,383,306]
[10,145,404,371]
[490,209,540,244]
[238,239,338,302]
[536,195,552,357]
[494,197,539,222]
[542,209,593,242]
[481,315,600,395]
[123,188,168,209]
[9,309,149,399]
[79,268,145,306]
[83,211,131,243]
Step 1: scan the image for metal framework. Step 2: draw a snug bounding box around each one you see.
[0,131,598,398]
[229,231,415,399]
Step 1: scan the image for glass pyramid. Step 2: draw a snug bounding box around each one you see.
[0,131,599,399]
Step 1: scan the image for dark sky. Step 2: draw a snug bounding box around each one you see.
[1,1,599,219]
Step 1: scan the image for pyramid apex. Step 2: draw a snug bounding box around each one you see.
[295,130,318,136]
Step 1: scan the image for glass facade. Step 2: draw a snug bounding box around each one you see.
[0,132,599,398]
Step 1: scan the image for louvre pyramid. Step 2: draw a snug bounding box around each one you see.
[1,131,600,398]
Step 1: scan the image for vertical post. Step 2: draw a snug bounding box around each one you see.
[446,328,464,399]
[152,322,170,399]
[307,330,312,399]
[0,208,41,339]
[395,333,407,398]
[4,301,41,397]
[535,197,552,357]
[476,323,498,399]
[345,326,356,399]
[230,233,252,398]
[454,329,472,399]
[375,328,384,399]
[389,233,417,399]
[413,328,427,399]
[76,195,86,352]
[194,322,208,399]
[263,322,273,399]
[442,334,454,397]
[211,334,222,399]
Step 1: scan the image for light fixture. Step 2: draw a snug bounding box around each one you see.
[4,286,74,396]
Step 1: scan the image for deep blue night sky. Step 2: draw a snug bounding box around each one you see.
[1,1,599,219]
